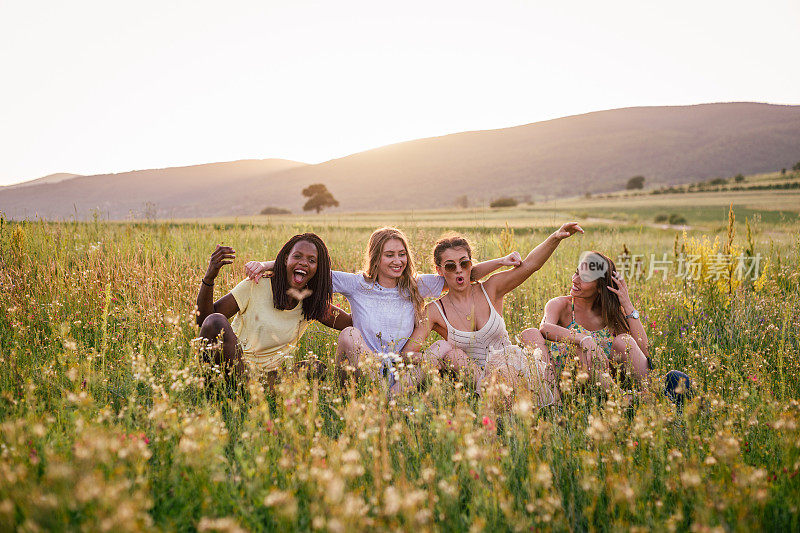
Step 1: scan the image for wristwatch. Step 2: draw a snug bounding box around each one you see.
[625,309,640,320]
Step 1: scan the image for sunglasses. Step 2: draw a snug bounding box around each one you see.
[442,259,472,272]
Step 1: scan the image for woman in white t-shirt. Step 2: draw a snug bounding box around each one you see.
[244,227,519,390]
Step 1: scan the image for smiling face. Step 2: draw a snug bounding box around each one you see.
[285,240,318,289]
[376,238,408,285]
[570,261,600,298]
[436,247,472,291]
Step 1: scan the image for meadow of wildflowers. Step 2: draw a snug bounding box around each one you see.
[1,213,799,532]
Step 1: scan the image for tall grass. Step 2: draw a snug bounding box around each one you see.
[1,218,798,531]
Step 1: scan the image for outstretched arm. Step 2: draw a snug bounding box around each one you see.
[196,245,240,325]
[485,223,583,299]
[470,252,522,280]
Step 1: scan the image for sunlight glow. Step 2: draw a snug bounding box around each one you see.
[0,0,798,185]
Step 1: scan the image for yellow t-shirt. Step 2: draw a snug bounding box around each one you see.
[229,278,310,373]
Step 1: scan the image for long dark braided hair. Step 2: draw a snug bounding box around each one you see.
[271,233,332,321]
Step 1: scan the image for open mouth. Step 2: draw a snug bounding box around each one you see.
[292,268,308,285]
[571,283,580,292]
[389,265,403,274]
[456,275,465,284]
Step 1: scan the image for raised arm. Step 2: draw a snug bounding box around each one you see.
[470,252,522,280]
[485,222,583,299]
[196,245,240,325]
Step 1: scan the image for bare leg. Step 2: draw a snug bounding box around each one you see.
[335,327,378,385]
[199,313,245,378]
[519,327,559,406]
[574,340,615,391]
[611,334,650,387]
[423,340,477,388]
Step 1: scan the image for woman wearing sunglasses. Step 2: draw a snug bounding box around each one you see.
[402,222,583,403]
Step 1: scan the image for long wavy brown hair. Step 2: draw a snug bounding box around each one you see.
[362,227,425,322]
[584,251,630,335]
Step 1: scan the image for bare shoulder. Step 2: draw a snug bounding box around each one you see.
[426,300,445,327]
[543,296,571,323]
[545,295,570,310]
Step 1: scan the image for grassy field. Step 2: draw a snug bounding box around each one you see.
[1,200,799,531]
[188,178,800,232]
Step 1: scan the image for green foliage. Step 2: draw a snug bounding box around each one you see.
[1,219,799,531]
[626,176,645,190]
[654,214,688,225]
[302,183,339,214]
[490,197,518,208]
[793,161,800,172]
[260,206,292,215]
[668,213,687,225]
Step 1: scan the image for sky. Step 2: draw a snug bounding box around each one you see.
[1,0,798,186]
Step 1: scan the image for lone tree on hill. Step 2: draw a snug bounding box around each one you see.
[626,175,645,190]
[302,183,339,213]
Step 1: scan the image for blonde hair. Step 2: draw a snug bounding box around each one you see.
[363,227,425,322]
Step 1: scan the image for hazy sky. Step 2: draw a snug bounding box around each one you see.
[1,0,798,186]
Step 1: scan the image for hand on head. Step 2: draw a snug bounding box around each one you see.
[606,270,632,308]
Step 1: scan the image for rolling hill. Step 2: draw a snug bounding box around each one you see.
[2,102,799,219]
[4,173,84,189]
[0,159,307,219]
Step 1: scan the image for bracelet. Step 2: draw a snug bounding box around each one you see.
[201,278,214,287]
[578,336,592,349]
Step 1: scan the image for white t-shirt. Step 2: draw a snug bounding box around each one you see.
[332,271,445,353]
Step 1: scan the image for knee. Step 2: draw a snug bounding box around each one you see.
[423,340,453,365]
[612,334,635,353]
[520,327,544,345]
[200,313,229,339]
[337,326,361,349]
[430,340,455,354]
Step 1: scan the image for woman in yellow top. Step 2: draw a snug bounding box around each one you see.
[196,233,351,380]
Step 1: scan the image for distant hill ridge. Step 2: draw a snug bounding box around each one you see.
[2,102,799,219]
[4,173,83,189]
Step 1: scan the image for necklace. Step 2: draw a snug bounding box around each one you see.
[448,285,475,324]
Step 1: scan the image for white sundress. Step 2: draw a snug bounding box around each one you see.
[432,283,555,407]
